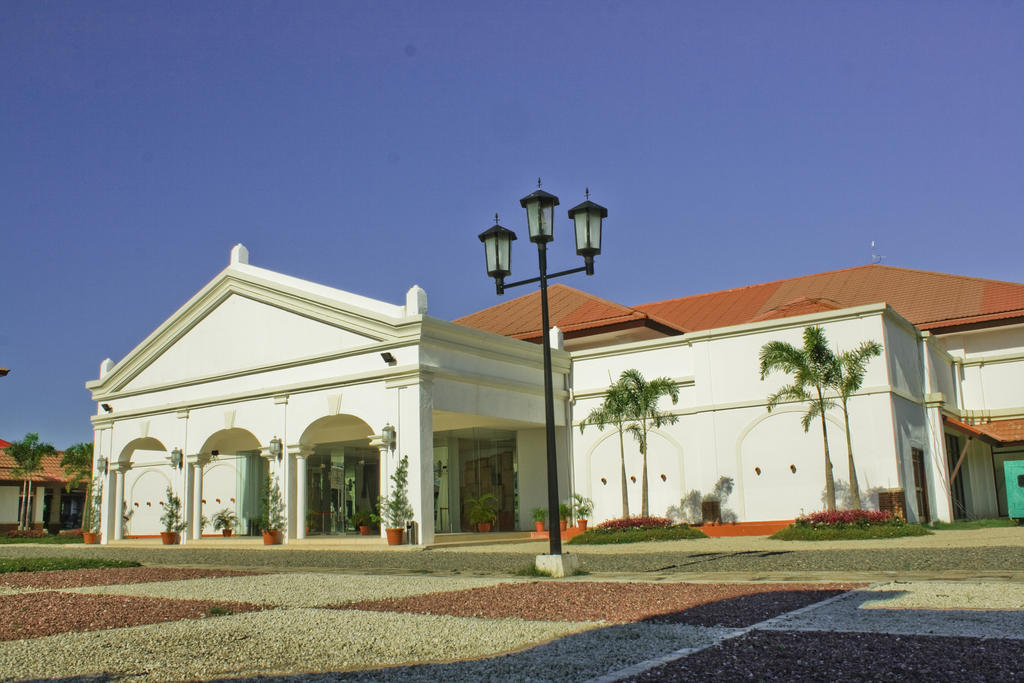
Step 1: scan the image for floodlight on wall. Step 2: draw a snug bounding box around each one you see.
[101,403,113,413]
[381,423,397,452]
[170,448,183,470]
[0,368,9,377]
[381,352,396,365]
[269,437,283,461]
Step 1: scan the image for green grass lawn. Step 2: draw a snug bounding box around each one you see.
[929,518,1019,531]
[0,534,84,545]
[568,525,708,545]
[0,557,141,573]
[771,523,933,541]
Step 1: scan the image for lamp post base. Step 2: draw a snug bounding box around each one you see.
[535,553,579,578]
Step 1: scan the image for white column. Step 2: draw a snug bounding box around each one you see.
[291,446,313,540]
[179,458,194,543]
[47,487,62,527]
[32,486,46,528]
[112,466,126,540]
[189,457,205,540]
[370,437,390,539]
[101,466,117,543]
[397,378,435,546]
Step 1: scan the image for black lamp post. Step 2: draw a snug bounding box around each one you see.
[478,179,606,556]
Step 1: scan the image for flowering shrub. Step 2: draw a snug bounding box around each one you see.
[595,516,674,530]
[795,509,899,528]
[6,529,49,538]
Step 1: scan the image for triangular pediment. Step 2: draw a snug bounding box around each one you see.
[92,263,418,395]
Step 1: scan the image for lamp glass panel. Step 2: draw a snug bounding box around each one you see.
[484,234,498,274]
[526,199,554,241]
[574,210,602,254]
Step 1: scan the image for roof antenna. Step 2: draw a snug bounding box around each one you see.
[870,240,885,264]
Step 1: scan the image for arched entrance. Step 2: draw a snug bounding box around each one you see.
[118,437,168,538]
[198,429,263,536]
[299,415,377,535]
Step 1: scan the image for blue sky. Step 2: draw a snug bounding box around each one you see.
[2,1,1023,448]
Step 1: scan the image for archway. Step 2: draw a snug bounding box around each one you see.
[117,438,168,538]
[197,428,263,536]
[299,415,376,535]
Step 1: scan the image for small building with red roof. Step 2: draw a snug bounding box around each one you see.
[0,440,83,533]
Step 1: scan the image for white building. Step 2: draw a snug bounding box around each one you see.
[86,245,1024,544]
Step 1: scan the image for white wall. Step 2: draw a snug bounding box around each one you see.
[0,486,20,525]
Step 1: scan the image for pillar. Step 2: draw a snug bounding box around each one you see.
[397,377,435,546]
[370,437,391,539]
[111,465,126,540]
[32,486,46,529]
[188,456,206,540]
[290,445,313,539]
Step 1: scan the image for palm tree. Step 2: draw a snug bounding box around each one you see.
[833,340,882,509]
[60,442,94,493]
[620,369,679,517]
[7,433,56,529]
[579,375,634,518]
[759,327,841,511]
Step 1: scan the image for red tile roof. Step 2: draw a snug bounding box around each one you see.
[973,418,1024,445]
[0,446,70,486]
[454,284,685,343]
[636,265,1024,333]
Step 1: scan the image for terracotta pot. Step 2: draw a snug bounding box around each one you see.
[359,525,371,536]
[82,532,100,545]
[160,531,179,545]
[576,519,588,531]
[221,529,232,537]
[385,527,404,545]
[261,529,283,545]
[559,520,568,531]
[534,521,545,532]
[477,522,492,533]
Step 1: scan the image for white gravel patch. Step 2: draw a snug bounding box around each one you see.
[68,572,518,607]
[860,580,1024,610]
[0,586,22,596]
[293,622,733,682]
[762,587,1024,640]
[0,608,592,681]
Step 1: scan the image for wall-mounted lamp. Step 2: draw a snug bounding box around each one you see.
[381,423,397,452]
[170,448,183,470]
[101,403,113,413]
[381,352,396,365]
[790,464,797,473]
[210,450,219,461]
[269,437,283,461]
[96,456,108,476]
[755,466,762,476]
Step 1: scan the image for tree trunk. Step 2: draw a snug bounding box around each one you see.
[18,479,27,530]
[817,387,837,511]
[842,398,861,509]
[640,424,649,517]
[617,425,629,518]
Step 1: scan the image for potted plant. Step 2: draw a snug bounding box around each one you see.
[352,507,374,535]
[558,502,572,531]
[531,507,547,532]
[159,486,186,544]
[372,454,414,545]
[212,508,237,537]
[260,475,286,544]
[467,492,498,532]
[572,493,594,530]
[81,479,102,544]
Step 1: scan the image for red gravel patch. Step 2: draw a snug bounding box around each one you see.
[344,581,862,626]
[630,630,1024,681]
[0,567,258,590]
[0,591,263,641]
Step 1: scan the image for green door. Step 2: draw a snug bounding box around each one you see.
[1004,460,1024,520]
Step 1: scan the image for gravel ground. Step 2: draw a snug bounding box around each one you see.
[71,572,520,607]
[628,630,1024,681]
[0,591,262,640]
[0,567,256,589]
[0,608,592,681]
[2,536,1021,576]
[860,580,1024,610]
[347,581,860,626]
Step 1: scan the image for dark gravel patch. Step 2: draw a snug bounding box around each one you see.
[0,566,259,589]
[0,591,263,641]
[629,629,1024,681]
[345,581,860,626]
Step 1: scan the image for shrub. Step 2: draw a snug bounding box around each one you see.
[569,524,707,545]
[595,516,673,531]
[6,529,48,539]
[795,509,896,528]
